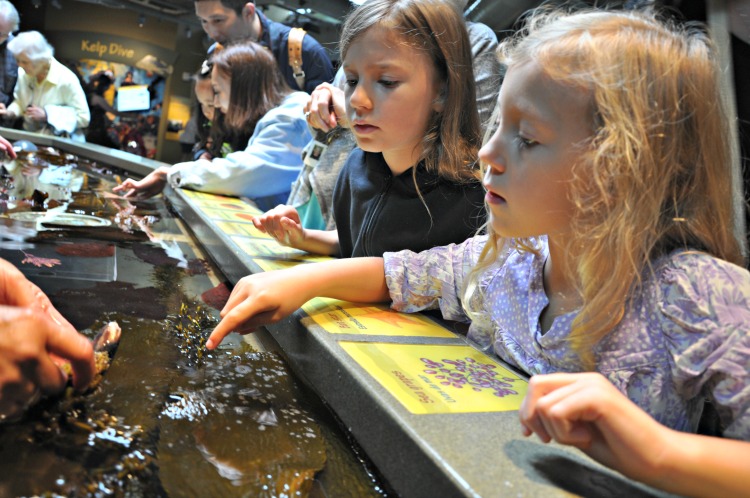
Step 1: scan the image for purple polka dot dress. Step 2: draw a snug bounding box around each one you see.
[384,235,750,440]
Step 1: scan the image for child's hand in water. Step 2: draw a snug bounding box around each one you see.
[252,205,305,248]
[206,269,313,349]
[206,258,389,349]
[113,166,170,199]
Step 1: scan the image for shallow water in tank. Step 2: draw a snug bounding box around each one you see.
[0,145,389,497]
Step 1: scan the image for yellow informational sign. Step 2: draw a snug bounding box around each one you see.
[341,342,527,414]
[230,236,331,262]
[302,297,456,338]
[194,207,252,222]
[182,189,256,211]
[214,221,271,238]
[254,259,301,271]
[181,189,330,268]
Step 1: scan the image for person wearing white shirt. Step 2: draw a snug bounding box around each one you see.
[0,31,90,141]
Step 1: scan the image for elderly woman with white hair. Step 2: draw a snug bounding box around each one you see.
[0,31,89,141]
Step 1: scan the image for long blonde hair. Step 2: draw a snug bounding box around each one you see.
[465,8,744,366]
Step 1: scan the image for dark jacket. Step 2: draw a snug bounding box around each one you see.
[333,148,486,258]
[257,11,334,93]
[0,36,17,107]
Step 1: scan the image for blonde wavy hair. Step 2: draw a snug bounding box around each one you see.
[464,8,744,367]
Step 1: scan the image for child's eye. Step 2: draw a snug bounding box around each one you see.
[379,79,398,88]
[516,136,537,149]
[345,78,358,88]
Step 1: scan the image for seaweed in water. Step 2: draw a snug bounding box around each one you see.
[132,241,182,267]
[166,300,217,367]
[0,316,162,497]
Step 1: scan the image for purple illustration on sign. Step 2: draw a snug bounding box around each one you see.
[421,357,519,397]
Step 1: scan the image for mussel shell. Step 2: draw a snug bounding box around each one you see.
[92,321,122,356]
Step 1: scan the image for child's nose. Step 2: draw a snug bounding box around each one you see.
[349,85,371,112]
[478,133,506,173]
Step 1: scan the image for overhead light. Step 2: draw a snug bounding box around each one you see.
[31,0,42,8]
[185,26,192,38]
[138,13,146,27]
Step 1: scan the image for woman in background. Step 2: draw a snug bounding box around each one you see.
[85,70,121,148]
[114,42,310,211]
[0,31,89,141]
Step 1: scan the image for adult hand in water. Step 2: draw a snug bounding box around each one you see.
[0,135,17,159]
[0,258,94,421]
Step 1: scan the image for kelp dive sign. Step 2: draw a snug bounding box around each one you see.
[45,31,176,76]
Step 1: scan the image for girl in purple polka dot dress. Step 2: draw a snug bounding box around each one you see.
[209,9,750,441]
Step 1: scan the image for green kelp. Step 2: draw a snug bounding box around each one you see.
[166,300,215,367]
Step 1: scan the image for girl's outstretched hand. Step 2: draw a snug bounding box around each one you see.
[206,269,312,349]
[252,205,305,248]
[519,372,670,483]
[112,166,170,199]
[206,258,391,350]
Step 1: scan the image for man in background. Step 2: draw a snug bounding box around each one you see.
[194,0,334,93]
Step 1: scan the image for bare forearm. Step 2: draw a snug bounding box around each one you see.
[651,431,750,498]
[296,229,341,256]
[299,257,389,303]
[207,257,390,348]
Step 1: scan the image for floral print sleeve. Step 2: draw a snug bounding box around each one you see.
[383,235,488,322]
[658,253,750,440]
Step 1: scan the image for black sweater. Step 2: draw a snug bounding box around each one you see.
[333,149,486,258]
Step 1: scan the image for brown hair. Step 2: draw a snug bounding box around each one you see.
[339,0,481,183]
[210,41,290,134]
